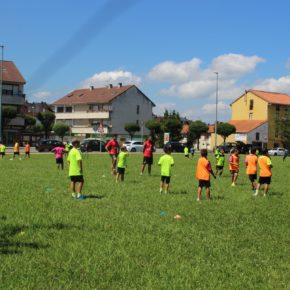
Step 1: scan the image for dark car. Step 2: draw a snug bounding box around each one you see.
[36,140,64,152]
[80,138,106,152]
[219,141,253,154]
[167,141,185,153]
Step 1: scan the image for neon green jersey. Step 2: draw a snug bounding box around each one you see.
[158,154,174,177]
[216,154,225,166]
[184,147,189,155]
[0,145,6,152]
[67,148,82,176]
[117,152,128,168]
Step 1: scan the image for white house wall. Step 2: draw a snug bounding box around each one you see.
[247,122,268,144]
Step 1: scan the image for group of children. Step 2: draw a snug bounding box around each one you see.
[0,141,31,159]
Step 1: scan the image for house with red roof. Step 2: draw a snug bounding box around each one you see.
[52,83,155,137]
[1,60,27,144]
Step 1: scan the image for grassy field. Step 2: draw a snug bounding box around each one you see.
[0,152,289,289]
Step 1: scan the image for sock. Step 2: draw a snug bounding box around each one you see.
[160,188,163,193]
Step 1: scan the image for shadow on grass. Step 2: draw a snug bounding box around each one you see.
[0,225,49,255]
[268,191,283,197]
[211,195,225,200]
[170,190,188,195]
[85,194,105,199]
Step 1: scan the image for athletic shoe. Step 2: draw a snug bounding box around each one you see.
[71,193,77,198]
[197,198,200,201]
[231,183,236,187]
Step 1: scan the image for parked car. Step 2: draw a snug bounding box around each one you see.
[36,140,64,152]
[268,148,288,156]
[219,141,253,154]
[80,138,106,152]
[166,141,185,153]
[124,141,144,152]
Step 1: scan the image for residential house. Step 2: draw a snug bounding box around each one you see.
[52,84,155,137]
[1,60,26,144]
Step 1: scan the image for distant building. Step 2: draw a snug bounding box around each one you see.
[52,84,155,137]
[25,101,53,117]
[1,60,26,144]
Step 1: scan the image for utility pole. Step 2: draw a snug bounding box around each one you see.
[214,72,219,150]
[0,45,4,143]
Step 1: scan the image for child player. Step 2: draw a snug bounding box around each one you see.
[245,149,258,192]
[196,149,216,201]
[229,148,239,186]
[24,142,30,158]
[67,139,84,199]
[13,141,20,159]
[0,143,6,158]
[158,144,174,194]
[215,148,225,176]
[184,144,189,158]
[254,149,273,197]
[52,145,66,170]
[116,145,128,182]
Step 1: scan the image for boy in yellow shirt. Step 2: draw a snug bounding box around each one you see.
[116,145,128,182]
[67,139,84,199]
[158,144,174,194]
[0,143,6,158]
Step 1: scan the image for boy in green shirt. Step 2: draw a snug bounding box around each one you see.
[215,148,225,176]
[0,144,6,158]
[184,145,189,158]
[67,139,84,199]
[158,144,174,194]
[116,145,128,182]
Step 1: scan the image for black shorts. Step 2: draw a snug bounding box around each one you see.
[198,180,211,188]
[185,154,189,158]
[56,157,63,164]
[248,174,257,182]
[70,175,84,182]
[25,152,30,155]
[143,156,153,165]
[258,176,271,185]
[14,152,19,155]
[110,154,118,160]
[161,176,171,184]
[230,170,239,174]
[216,165,224,170]
[0,152,5,156]
[117,167,125,174]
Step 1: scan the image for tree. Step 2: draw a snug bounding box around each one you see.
[37,111,56,139]
[162,118,182,141]
[53,122,70,141]
[145,120,162,136]
[124,123,141,140]
[276,118,290,148]
[188,120,208,150]
[24,114,36,128]
[217,122,236,145]
[32,123,44,134]
[2,105,17,126]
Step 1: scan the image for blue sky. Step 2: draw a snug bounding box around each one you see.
[2,0,290,122]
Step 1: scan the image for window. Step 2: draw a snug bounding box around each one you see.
[276,105,280,111]
[136,120,139,125]
[137,105,140,115]
[249,113,253,120]
[65,107,72,113]
[57,107,64,113]
[256,132,260,141]
[249,100,254,110]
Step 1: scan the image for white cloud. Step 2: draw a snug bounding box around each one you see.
[153,102,176,116]
[148,58,202,82]
[148,53,265,100]
[202,102,230,115]
[254,76,290,93]
[32,91,52,99]
[81,70,141,88]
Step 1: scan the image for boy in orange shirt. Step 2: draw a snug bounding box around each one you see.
[24,142,31,158]
[229,149,239,186]
[196,149,216,201]
[255,149,273,196]
[13,141,20,159]
[245,149,258,192]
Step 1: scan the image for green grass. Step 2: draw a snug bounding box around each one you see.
[0,153,289,289]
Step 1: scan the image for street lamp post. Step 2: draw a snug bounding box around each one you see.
[0,45,4,143]
[214,72,219,150]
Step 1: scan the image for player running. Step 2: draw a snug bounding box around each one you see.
[140,136,154,176]
[245,149,258,192]
[105,135,119,175]
[229,149,239,186]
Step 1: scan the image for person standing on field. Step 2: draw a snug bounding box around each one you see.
[52,146,66,170]
[196,149,216,201]
[184,144,189,158]
[0,143,6,158]
[105,135,119,175]
[13,141,20,159]
[215,148,225,176]
[140,136,154,176]
[116,145,129,182]
[68,139,84,199]
[24,142,31,158]
[254,149,273,197]
[229,149,239,186]
[245,149,258,192]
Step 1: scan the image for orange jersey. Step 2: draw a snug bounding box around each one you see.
[245,154,258,175]
[258,156,272,177]
[229,154,239,171]
[14,143,19,152]
[196,157,211,181]
[25,144,30,152]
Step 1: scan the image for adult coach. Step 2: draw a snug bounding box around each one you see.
[105,134,119,175]
[140,136,154,176]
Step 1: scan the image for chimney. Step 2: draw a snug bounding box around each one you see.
[118,82,122,88]
[90,86,94,91]
[109,84,113,89]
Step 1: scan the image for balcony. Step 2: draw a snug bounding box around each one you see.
[55,111,110,120]
[2,94,26,105]
[71,126,108,134]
